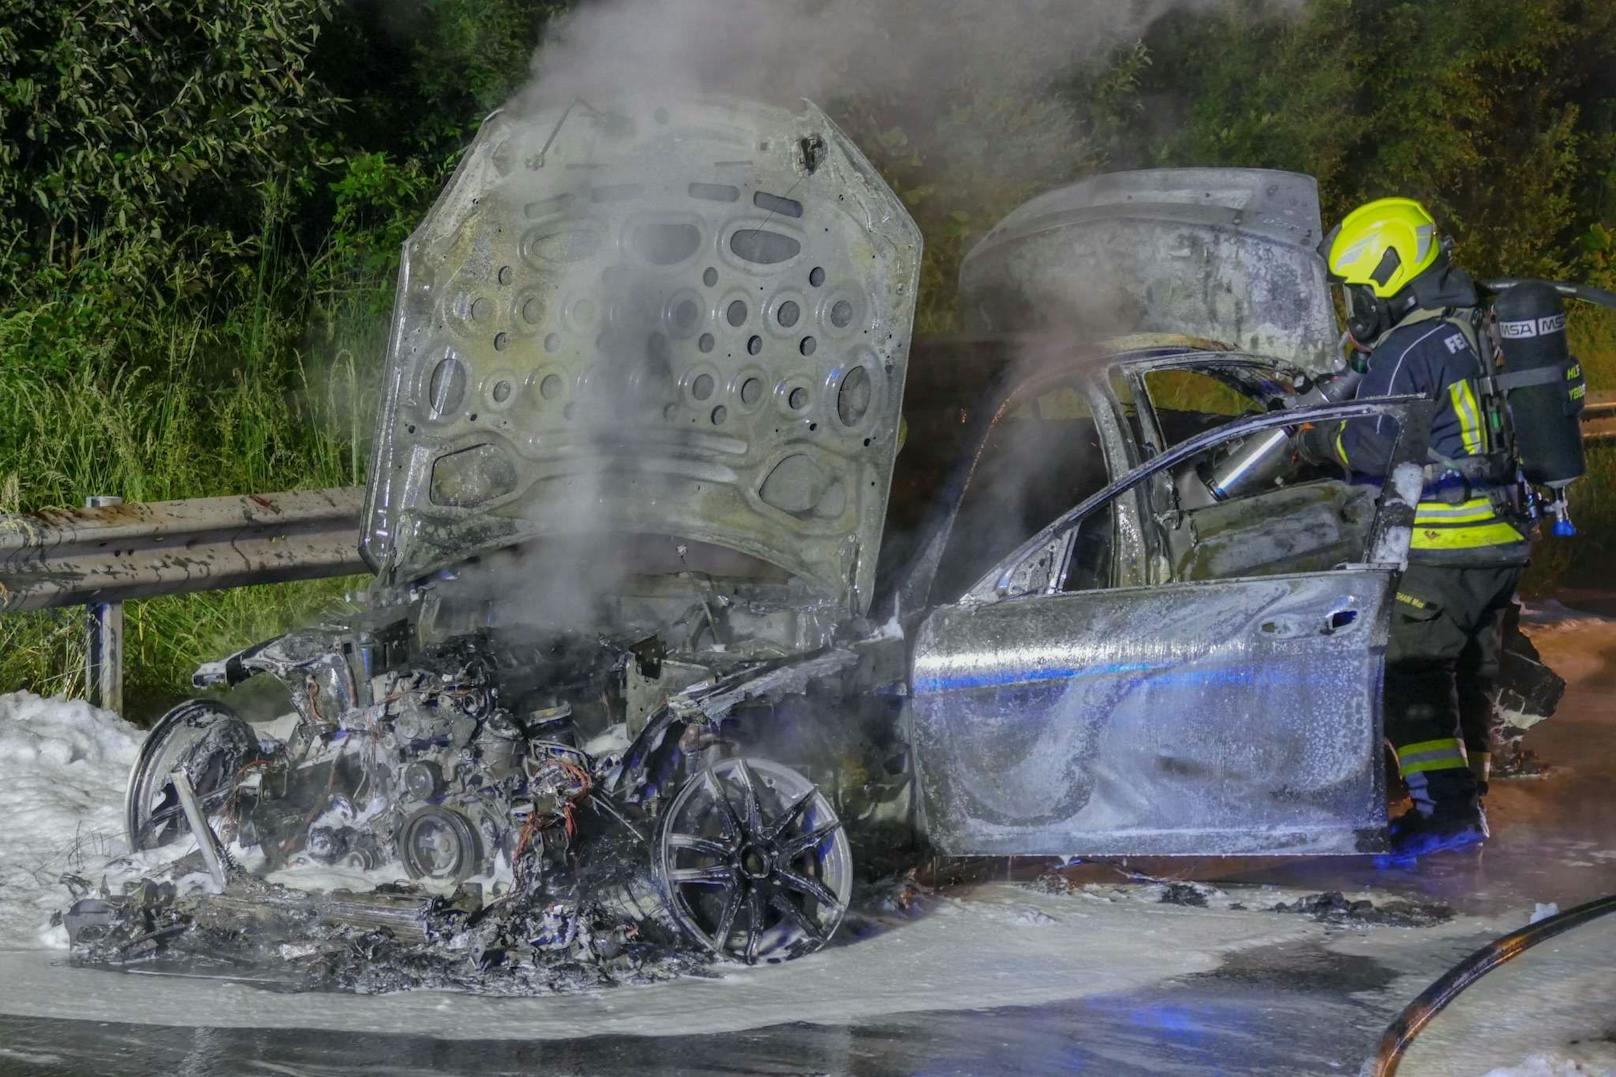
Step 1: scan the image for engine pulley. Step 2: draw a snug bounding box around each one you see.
[401,760,444,801]
[398,805,480,883]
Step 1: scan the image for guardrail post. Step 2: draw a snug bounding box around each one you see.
[1582,395,1616,443]
[84,495,124,715]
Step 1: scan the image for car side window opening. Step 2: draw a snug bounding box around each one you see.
[1142,368,1265,449]
[992,403,1411,602]
[1058,502,1115,593]
[933,381,1111,603]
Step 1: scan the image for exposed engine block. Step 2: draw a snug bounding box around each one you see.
[226,639,600,888]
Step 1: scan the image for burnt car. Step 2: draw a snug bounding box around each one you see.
[115,120,1488,967]
[125,94,920,965]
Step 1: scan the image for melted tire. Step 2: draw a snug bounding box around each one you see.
[125,699,256,851]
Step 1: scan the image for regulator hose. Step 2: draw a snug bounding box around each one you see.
[1362,892,1616,1077]
[1482,278,1616,309]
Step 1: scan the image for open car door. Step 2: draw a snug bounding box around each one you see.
[908,398,1431,856]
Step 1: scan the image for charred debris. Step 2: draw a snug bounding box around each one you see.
[81,574,912,985]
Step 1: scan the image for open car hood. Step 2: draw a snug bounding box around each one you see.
[361,96,921,613]
[957,168,1340,375]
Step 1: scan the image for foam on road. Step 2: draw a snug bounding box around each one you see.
[0,692,140,949]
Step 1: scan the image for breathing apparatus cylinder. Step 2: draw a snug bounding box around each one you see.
[1492,282,1586,535]
[1201,366,1364,501]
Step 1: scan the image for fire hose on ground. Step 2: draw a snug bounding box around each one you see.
[1362,892,1616,1076]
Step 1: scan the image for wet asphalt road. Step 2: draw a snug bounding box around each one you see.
[0,939,1399,1076]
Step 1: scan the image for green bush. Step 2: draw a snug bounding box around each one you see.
[0,193,376,716]
[0,0,339,294]
[0,0,570,718]
[1135,0,1616,275]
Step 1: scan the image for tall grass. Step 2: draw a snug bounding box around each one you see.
[0,194,391,721]
[1521,443,1616,598]
[1520,305,1616,596]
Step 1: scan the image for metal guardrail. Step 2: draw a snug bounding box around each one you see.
[0,487,367,612]
[1583,391,1616,443]
[0,488,367,714]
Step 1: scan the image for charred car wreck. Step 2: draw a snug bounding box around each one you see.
[74,102,1556,982]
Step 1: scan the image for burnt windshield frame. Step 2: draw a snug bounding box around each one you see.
[888,346,1318,619]
[1110,352,1307,465]
[926,369,1122,607]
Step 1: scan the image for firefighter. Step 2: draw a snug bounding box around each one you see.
[1302,197,1528,858]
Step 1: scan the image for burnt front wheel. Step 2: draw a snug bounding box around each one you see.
[656,757,851,963]
[125,700,257,851]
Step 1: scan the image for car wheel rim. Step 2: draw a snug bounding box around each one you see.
[656,757,851,963]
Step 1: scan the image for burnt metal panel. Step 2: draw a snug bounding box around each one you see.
[958,168,1340,375]
[0,488,367,611]
[362,96,922,614]
[1170,482,1380,581]
[910,571,1392,856]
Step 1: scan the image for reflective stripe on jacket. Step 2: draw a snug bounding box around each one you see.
[1395,736,1470,776]
[1409,497,1525,551]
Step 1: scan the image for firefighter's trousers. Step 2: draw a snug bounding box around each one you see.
[1384,562,1524,805]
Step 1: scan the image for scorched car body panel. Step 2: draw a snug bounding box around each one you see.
[361,96,922,616]
[957,167,1341,376]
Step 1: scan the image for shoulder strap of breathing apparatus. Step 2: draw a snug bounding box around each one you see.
[1429,306,1520,502]
[1367,306,1514,491]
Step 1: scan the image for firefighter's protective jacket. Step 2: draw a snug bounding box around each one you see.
[1331,314,1529,564]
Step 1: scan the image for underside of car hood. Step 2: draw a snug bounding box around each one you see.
[361,96,922,613]
[957,168,1340,375]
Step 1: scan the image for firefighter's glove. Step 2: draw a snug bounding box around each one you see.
[1294,422,1340,468]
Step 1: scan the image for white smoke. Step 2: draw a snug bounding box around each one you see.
[522,0,1213,106]
[512,0,1243,212]
[415,0,1299,635]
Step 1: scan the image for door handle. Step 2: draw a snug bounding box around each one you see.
[1257,606,1358,639]
[1322,607,1358,634]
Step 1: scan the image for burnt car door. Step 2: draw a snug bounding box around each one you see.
[907,397,1430,857]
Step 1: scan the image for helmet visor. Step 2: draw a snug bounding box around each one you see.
[1342,283,1386,344]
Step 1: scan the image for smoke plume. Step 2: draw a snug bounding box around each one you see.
[514,0,1226,218]
[522,0,1207,106]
